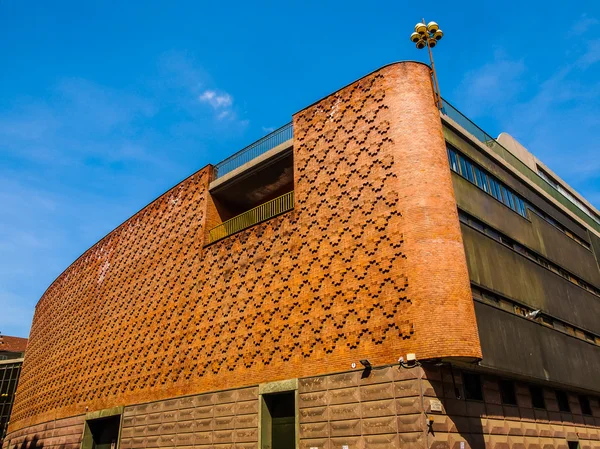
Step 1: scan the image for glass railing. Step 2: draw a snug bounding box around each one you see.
[207,191,294,243]
[213,123,293,180]
[441,99,600,233]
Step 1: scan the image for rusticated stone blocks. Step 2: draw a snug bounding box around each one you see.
[120,387,258,449]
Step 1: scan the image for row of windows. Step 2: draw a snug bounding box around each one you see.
[0,362,21,442]
[459,210,600,299]
[472,284,600,347]
[538,166,600,226]
[462,372,595,416]
[448,147,527,216]
[448,146,591,250]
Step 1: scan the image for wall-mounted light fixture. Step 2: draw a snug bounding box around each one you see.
[359,359,372,378]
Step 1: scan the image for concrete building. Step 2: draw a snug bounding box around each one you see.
[0,335,27,446]
[3,62,600,449]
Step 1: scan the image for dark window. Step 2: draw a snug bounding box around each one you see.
[584,332,596,343]
[530,386,546,409]
[568,441,580,449]
[556,390,570,412]
[448,150,459,172]
[463,372,483,401]
[499,379,517,405]
[465,160,475,182]
[579,395,592,416]
[459,156,469,179]
[84,415,121,449]
[489,178,503,202]
[484,226,500,241]
[262,392,296,449]
[446,147,529,218]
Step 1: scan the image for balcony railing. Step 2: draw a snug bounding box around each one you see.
[207,191,294,243]
[441,99,600,233]
[213,123,293,180]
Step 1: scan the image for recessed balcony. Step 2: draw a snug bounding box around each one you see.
[206,124,294,243]
[207,191,294,243]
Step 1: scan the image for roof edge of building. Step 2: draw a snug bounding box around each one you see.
[294,60,431,115]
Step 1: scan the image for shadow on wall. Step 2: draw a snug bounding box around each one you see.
[8,435,66,449]
[13,436,43,449]
[428,369,485,449]
[10,436,65,449]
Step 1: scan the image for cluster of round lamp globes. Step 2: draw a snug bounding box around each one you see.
[410,21,444,49]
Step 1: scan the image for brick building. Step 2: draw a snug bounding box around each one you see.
[3,62,600,449]
[0,335,27,445]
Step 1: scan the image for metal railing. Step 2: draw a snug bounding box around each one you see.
[441,99,600,233]
[207,191,294,243]
[213,123,293,180]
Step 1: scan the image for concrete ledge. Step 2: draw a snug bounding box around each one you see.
[209,139,293,191]
[259,378,298,394]
[0,358,24,365]
[85,406,124,420]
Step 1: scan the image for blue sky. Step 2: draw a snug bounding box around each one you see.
[1,1,599,337]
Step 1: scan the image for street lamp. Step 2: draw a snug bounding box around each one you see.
[410,19,444,109]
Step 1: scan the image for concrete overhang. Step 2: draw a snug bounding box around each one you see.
[209,139,293,191]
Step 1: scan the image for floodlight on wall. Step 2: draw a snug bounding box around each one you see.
[359,359,372,379]
[409,18,444,109]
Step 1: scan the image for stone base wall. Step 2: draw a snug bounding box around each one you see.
[426,365,600,449]
[298,365,427,449]
[299,365,600,449]
[120,387,258,449]
[2,416,84,449]
[5,364,600,449]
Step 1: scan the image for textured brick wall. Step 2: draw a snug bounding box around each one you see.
[9,62,480,435]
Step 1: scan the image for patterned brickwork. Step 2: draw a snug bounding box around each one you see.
[10,170,212,431]
[9,62,480,435]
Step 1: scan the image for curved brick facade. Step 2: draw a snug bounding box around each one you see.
[8,62,480,437]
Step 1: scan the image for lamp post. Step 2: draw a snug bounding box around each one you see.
[410,19,444,110]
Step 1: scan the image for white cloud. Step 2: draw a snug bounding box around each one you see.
[199,90,233,109]
[198,89,244,124]
[158,51,247,127]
